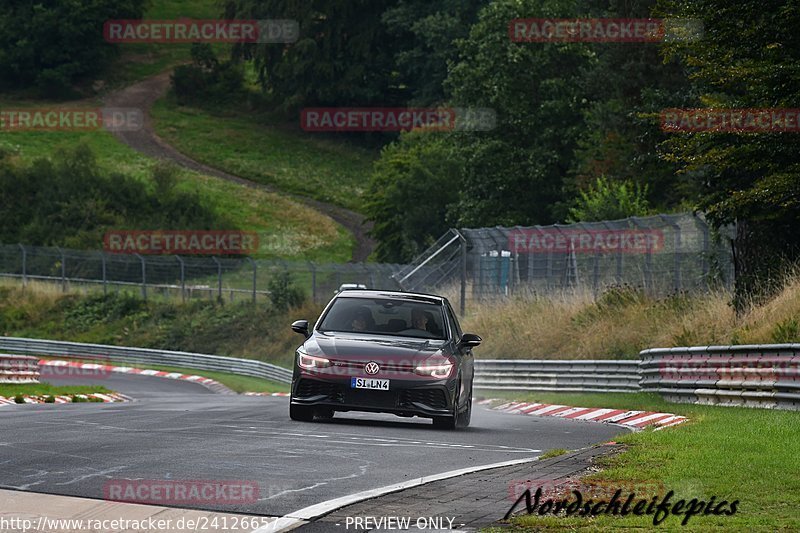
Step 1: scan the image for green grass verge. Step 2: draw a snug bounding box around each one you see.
[151,97,378,211]
[0,383,111,397]
[479,390,800,531]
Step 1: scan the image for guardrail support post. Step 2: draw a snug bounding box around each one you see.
[212,257,222,300]
[175,255,185,302]
[135,253,146,300]
[18,244,27,288]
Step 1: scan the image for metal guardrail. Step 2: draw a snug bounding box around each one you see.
[0,337,293,385]
[3,335,798,410]
[473,360,641,393]
[0,354,40,384]
[640,345,800,410]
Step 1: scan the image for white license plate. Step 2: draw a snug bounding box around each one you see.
[351,377,390,391]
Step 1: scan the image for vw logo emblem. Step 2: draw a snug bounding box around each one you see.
[364,361,380,375]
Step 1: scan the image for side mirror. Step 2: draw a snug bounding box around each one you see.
[291,320,310,338]
[458,333,482,348]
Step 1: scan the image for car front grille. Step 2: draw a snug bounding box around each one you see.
[295,379,344,402]
[399,388,448,410]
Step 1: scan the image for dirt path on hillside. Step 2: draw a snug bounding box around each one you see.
[103,71,375,262]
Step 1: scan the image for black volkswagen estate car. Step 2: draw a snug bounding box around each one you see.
[289,290,481,429]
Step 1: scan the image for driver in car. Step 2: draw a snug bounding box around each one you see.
[410,308,429,331]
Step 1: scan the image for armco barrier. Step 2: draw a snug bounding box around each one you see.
[473,360,641,393]
[640,345,800,410]
[0,354,40,384]
[0,337,293,385]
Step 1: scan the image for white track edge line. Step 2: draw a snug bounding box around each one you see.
[252,456,540,533]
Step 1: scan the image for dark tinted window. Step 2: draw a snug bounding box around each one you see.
[318,297,446,339]
[445,301,462,339]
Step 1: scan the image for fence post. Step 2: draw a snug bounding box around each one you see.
[100,252,107,295]
[175,255,185,302]
[56,247,66,292]
[246,257,256,304]
[309,262,317,303]
[673,225,682,292]
[135,253,146,300]
[459,231,467,316]
[212,257,222,300]
[18,244,27,288]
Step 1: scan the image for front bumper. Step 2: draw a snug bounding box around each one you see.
[290,376,456,418]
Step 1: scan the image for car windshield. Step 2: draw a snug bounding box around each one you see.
[318,297,446,339]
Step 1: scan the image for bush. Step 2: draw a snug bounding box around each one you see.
[172,44,245,105]
[0,144,233,249]
[567,177,651,223]
[13,395,25,404]
[267,272,306,311]
[44,395,56,403]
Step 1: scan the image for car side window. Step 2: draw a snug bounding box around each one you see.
[445,302,462,341]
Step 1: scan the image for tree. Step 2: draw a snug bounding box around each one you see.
[364,131,461,262]
[381,0,489,106]
[657,0,800,310]
[443,0,592,226]
[225,0,401,112]
[0,0,148,97]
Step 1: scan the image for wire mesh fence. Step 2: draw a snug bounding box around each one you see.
[0,213,734,311]
[0,244,406,304]
[395,213,735,310]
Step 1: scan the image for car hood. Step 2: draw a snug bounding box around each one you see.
[304,332,447,364]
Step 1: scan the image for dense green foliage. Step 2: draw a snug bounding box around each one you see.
[0,0,148,97]
[0,145,230,248]
[657,0,800,309]
[567,177,651,223]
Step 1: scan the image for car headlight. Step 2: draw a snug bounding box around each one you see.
[297,350,331,370]
[414,361,453,378]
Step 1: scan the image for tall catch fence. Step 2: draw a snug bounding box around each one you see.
[394,213,735,312]
[0,244,405,304]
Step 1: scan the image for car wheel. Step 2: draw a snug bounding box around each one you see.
[455,387,472,428]
[289,403,315,422]
[433,379,467,430]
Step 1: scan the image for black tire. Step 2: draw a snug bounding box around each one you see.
[433,380,470,430]
[289,403,315,422]
[456,388,472,428]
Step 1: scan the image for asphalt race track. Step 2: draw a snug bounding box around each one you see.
[0,368,626,518]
